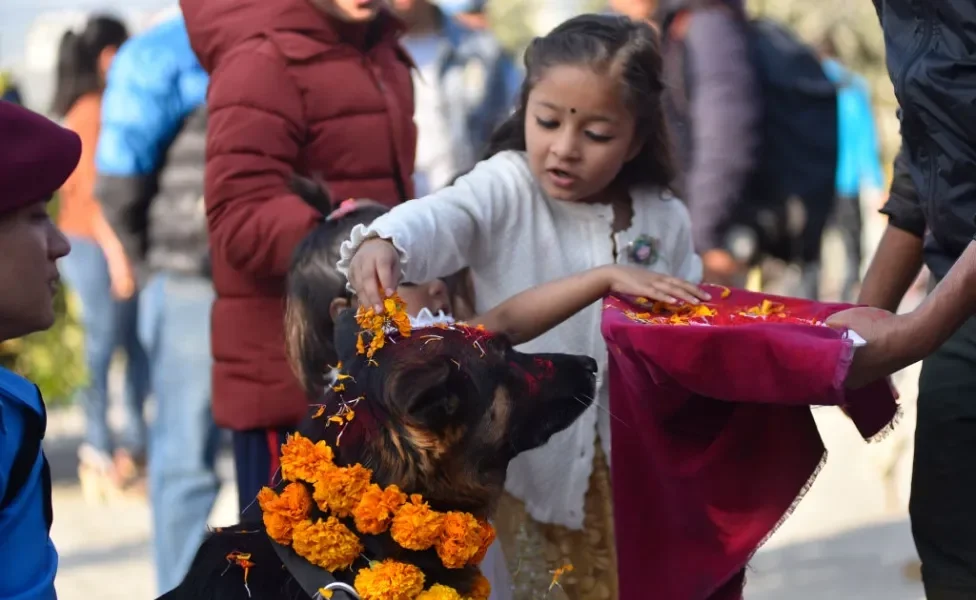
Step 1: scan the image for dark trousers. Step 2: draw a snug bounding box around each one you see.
[910,313,976,597]
[232,428,290,519]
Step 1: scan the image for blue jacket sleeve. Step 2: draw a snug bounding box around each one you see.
[94,18,208,262]
[683,8,762,253]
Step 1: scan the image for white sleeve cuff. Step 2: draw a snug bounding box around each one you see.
[336,224,411,293]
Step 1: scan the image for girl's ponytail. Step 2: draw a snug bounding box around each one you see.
[50,15,128,117]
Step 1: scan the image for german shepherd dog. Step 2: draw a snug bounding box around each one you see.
[161,183,597,600]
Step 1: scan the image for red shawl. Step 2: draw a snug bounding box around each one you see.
[601,286,898,600]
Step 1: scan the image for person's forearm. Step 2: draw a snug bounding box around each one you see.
[857,224,924,312]
[473,268,609,346]
[909,241,976,353]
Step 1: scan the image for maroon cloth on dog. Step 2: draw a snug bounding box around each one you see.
[601,287,898,600]
[0,101,81,215]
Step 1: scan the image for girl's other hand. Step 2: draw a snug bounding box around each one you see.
[604,265,711,305]
[348,238,401,311]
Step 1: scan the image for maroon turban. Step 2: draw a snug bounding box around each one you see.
[0,100,82,216]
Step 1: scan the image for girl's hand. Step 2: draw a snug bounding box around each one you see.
[348,238,402,311]
[603,265,711,305]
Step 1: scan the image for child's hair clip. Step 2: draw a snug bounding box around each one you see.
[325,198,362,222]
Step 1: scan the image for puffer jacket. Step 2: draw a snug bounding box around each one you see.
[876,0,976,278]
[95,16,210,285]
[180,0,417,431]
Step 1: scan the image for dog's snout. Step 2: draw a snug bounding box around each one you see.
[579,356,598,374]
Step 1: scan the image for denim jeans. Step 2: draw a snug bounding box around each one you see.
[139,273,220,594]
[60,236,149,458]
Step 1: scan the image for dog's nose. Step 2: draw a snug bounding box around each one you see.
[579,356,598,373]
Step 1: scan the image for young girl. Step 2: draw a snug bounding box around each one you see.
[52,15,150,500]
[341,14,702,599]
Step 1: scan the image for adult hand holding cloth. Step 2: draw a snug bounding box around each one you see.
[602,285,898,600]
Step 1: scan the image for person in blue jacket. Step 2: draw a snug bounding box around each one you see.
[94,14,218,595]
[0,100,78,599]
[818,37,885,302]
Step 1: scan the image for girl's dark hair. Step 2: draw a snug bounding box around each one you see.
[285,183,389,397]
[484,14,675,190]
[51,15,129,117]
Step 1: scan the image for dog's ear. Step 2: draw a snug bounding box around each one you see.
[290,174,333,216]
[395,360,457,429]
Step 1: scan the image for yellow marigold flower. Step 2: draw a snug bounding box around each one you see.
[390,494,444,551]
[313,464,373,518]
[291,517,363,572]
[416,584,463,600]
[435,512,483,569]
[355,293,412,358]
[279,433,334,483]
[468,574,491,600]
[354,559,425,600]
[318,589,334,599]
[469,521,496,565]
[353,484,408,535]
[257,483,312,545]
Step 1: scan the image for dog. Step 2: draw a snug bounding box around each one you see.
[161,298,597,599]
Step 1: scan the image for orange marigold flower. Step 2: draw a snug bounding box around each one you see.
[355,294,412,358]
[279,433,334,483]
[390,494,444,551]
[416,584,463,600]
[354,559,425,600]
[313,464,373,518]
[435,512,483,569]
[468,574,491,600]
[257,483,312,545]
[291,517,363,572]
[353,484,408,535]
[469,521,496,565]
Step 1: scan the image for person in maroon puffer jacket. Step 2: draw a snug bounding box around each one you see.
[180,0,417,513]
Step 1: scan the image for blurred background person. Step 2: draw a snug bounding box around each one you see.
[818,34,885,303]
[94,11,217,594]
[393,0,520,196]
[50,14,150,503]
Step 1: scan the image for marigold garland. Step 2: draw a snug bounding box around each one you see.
[279,432,335,483]
[291,517,363,572]
[313,463,374,518]
[256,483,312,545]
[468,574,491,600]
[353,483,408,535]
[390,494,445,551]
[354,559,425,600]
[435,512,486,569]
[355,294,412,358]
[415,584,462,600]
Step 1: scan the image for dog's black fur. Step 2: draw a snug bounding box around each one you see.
[160,179,597,600]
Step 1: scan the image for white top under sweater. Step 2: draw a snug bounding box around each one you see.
[338,151,703,529]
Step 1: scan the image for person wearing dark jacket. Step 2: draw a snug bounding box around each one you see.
[615,0,761,285]
[95,14,218,595]
[824,1,976,596]
[179,0,417,514]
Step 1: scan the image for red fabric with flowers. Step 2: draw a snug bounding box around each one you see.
[601,286,898,600]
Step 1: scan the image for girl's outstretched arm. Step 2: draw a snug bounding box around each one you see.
[472,265,710,346]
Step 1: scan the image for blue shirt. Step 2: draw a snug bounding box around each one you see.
[0,368,57,600]
[821,58,885,196]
